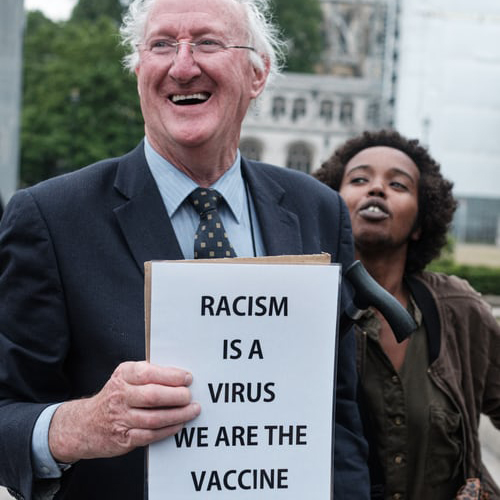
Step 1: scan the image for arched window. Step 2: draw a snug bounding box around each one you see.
[239,138,263,161]
[286,142,312,174]
[366,101,380,126]
[272,96,286,118]
[340,100,354,125]
[292,98,306,121]
[320,100,334,122]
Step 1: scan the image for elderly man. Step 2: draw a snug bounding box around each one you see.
[0,0,368,499]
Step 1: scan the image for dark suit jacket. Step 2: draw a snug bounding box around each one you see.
[0,143,369,499]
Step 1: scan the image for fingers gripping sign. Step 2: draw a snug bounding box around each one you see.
[48,361,201,463]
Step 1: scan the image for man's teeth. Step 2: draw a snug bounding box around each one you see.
[172,93,208,103]
[367,206,382,213]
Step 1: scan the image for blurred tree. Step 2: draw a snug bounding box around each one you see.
[271,0,323,72]
[21,11,143,186]
[70,0,126,23]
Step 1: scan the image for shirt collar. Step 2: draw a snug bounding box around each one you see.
[144,137,245,222]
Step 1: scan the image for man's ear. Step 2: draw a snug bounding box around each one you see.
[135,66,141,96]
[250,54,271,99]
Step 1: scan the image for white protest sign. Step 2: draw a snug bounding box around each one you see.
[147,260,340,499]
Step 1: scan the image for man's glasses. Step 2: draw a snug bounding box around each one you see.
[139,39,256,60]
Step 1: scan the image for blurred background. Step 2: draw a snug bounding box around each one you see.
[0,0,499,497]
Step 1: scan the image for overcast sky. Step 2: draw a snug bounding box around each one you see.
[24,0,77,21]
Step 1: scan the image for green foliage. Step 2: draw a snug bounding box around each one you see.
[270,0,323,72]
[427,235,500,295]
[430,234,456,267]
[70,0,126,23]
[21,11,143,186]
[428,260,500,296]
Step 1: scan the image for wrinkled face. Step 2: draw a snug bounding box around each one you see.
[339,146,421,255]
[135,0,268,160]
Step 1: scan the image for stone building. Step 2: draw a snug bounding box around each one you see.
[241,0,400,173]
[241,73,383,173]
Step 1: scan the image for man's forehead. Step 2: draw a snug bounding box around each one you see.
[148,0,244,21]
[146,0,246,36]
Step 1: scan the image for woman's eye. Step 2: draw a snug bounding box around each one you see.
[350,177,367,185]
[391,181,408,190]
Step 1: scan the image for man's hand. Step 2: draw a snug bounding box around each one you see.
[48,361,201,463]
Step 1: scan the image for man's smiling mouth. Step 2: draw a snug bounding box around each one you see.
[170,92,210,105]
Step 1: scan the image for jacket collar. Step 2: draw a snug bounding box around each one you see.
[113,142,184,274]
[241,157,303,256]
[405,275,441,363]
[112,147,304,273]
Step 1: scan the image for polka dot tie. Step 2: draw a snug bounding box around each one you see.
[188,188,237,259]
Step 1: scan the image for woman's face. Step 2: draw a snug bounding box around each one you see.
[339,146,421,255]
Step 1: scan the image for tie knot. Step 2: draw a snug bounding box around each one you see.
[189,188,222,216]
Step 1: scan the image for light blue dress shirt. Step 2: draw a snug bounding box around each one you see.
[32,138,266,478]
[145,137,265,259]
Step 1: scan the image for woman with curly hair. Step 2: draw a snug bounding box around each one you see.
[315,129,500,500]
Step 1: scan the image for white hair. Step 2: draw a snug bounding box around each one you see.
[119,0,285,86]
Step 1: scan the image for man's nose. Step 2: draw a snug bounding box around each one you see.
[172,42,198,63]
[169,43,201,81]
[175,41,195,56]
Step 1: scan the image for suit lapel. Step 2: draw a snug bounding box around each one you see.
[112,149,303,269]
[113,143,183,274]
[242,158,303,256]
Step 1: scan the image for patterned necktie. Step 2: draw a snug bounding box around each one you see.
[188,187,237,259]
